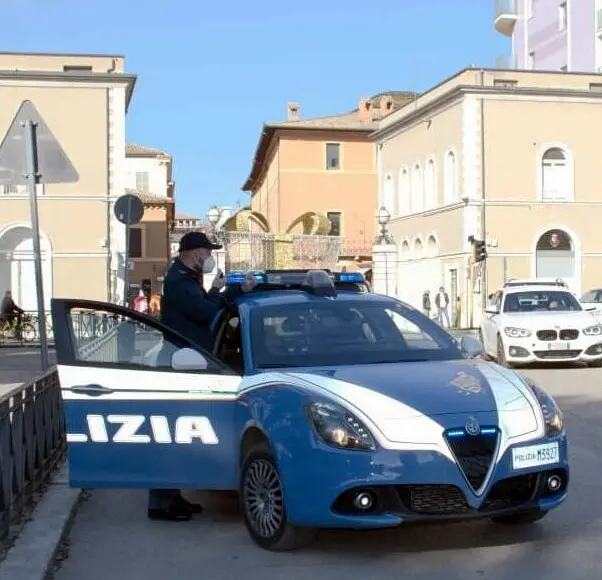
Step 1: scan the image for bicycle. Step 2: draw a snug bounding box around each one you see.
[0,314,37,343]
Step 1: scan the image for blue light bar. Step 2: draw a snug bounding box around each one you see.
[335,272,365,283]
[225,272,266,285]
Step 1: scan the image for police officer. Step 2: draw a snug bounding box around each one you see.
[148,231,256,522]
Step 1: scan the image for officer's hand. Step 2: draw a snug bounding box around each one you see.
[241,273,257,293]
[211,273,226,291]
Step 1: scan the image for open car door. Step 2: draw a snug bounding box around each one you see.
[51,299,242,490]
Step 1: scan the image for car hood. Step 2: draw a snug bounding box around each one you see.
[502,310,597,328]
[286,359,541,445]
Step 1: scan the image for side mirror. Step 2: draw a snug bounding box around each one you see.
[171,348,209,371]
[484,307,499,315]
[460,335,483,358]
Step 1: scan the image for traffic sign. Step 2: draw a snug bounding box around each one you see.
[114,194,144,225]
[0,100,79,184]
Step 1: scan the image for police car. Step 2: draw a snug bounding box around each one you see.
[51,269,568,551]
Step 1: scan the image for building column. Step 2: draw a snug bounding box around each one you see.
[372,243,397,296]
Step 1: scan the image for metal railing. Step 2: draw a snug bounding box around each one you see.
[0,369,65,540]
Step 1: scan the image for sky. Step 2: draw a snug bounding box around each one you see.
[4,0,508,219]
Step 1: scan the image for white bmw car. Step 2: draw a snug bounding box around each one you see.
[480,284,602,367]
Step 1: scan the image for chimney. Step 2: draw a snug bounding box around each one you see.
[357,97,372,122]
[287,102,300,121]
[377,95,394,118]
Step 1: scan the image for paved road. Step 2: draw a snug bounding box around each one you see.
[51,364,601,580]
[0,347,56,398]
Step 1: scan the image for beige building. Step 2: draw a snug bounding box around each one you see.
[374,67,602,327]
[242,93,416,263]
[0,51,136,309]
[124,143,175,299]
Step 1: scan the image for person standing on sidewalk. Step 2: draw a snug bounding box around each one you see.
[148,231,256,522]
[422,290,431,318]
[435,286,450,328]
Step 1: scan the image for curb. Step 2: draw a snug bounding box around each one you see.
[0,465,81,580]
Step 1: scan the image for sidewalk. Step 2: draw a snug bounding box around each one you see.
[0,347,56,397]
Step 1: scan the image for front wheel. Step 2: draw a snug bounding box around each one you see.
[240,444,317,551]
[479,329,491,360]
[496,334,513,368]
[587,359,602,368]
[491,509,549,525]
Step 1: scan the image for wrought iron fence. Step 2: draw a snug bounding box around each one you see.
[0,369,65,540]
[220,231,345,272]
[0,310,122,347]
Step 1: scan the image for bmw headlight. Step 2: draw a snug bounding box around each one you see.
[524,379,564,437]
[504,327,531,338]
[583,325,602,336]
[306,401,376,451]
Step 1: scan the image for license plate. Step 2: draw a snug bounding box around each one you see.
[512,442,559,470]
[548,342,569,350]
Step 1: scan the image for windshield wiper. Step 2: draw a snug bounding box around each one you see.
[258,363,305,368]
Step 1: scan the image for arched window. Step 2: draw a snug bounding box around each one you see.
[411,163,423,213]
[413,237,424,258]
[535,229,574,279]
[382,173,395,214]
[426,234,438,257]
[400,239,411,260]
[541,146,572,201]
[444,150,456,204]
[398,167,410,216]
[424,158,436,210]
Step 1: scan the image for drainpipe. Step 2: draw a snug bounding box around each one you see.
[479,69,487,309]
[105,88,112,302]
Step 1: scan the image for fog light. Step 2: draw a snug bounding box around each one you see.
[547,474,562,491]
[353,491,374,510]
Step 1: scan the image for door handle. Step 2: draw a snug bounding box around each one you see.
[70,384,114,397]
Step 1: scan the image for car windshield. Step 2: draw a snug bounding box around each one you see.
[503,290,582,313]
[250,299,464,368]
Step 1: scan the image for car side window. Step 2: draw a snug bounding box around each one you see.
[69,307,223,372]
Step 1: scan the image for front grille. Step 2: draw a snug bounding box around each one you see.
[396,485,470,515]
[444,429,499,491]
[537,329,557,341]
[559,329,579,340]
[533,349,581,359]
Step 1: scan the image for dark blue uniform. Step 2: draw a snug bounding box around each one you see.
[160,258,239,349]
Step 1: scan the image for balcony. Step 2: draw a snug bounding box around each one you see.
[494,0,518,36]
[597,8,602,38]
[495,53,519,69]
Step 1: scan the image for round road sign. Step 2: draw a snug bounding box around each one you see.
[114,194,144,225]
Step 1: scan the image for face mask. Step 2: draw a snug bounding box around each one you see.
[202,255,216,273]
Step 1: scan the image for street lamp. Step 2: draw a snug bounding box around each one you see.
[376,205,393,245]
[206,205,223,243]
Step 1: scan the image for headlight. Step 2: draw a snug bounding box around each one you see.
[583,325,602,336]
[504,327,531,338]
[306,401,376,451]
[524,379,563,436]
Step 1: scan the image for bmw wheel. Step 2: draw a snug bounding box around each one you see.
[479,329,491,360]
[240,443,317,551]
[492,509,549,525]
[497,334,512,368]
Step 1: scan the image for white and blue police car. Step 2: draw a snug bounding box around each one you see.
[51,269,568,551]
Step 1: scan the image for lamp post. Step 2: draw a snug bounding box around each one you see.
[375,205,393,245]
[375,206,393,296]
[206,205,222,243]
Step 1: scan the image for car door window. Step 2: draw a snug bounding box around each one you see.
[65,304,226,373]
[215,316,244,373]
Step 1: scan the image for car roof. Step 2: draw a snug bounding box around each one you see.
[504,285,572,294]
[235,289,396,308]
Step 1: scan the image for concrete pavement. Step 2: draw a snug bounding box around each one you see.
[0,347,56,397]
[49,365,602,580]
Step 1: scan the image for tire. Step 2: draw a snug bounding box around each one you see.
[491,509,549,525]
[21,323,37,343]
[496,334,512,368]
[587,359,602,368]
[240,443,318,551]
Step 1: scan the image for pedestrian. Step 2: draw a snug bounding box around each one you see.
[133,289,149,314]
[435,286,450,328]
[422,289,431,318]
[148,231,256,522]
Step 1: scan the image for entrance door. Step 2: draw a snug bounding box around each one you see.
[51,299,242,490]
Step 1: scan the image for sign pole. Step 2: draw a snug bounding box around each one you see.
[124,222,130,307]
[23,119,50,371]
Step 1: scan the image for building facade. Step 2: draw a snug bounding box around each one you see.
[242,94,416,263]
[0,51,136,310]
[124,144,175,298]
[374,67,602,327]
[495,0,602,72]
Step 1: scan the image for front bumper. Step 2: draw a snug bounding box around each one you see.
[280,434,569,529]
[502,334,602,364]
